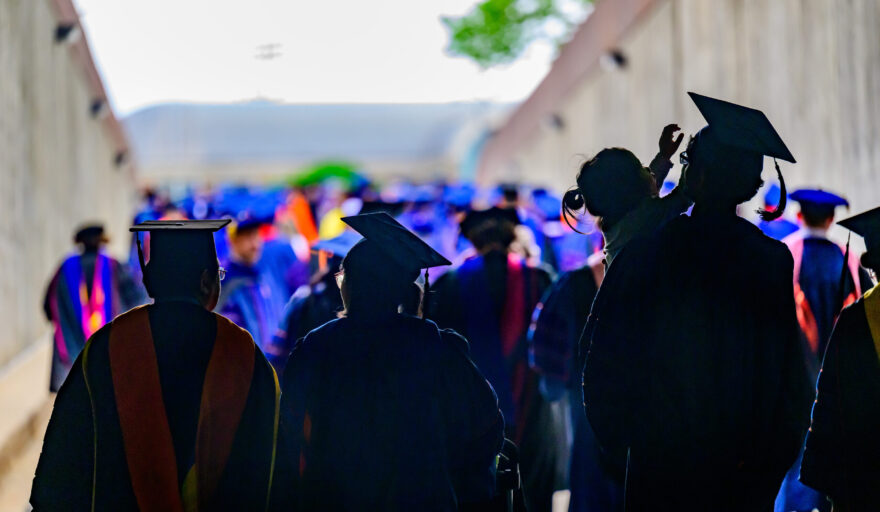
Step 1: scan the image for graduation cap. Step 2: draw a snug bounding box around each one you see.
[74,224,106,244]
[130,219,230,297]
[688,92,795,163]
[460,207,520,238]
[342,212,451,272]
[359,200,406,217]
[789,189,849,209]
[839,206,880,251]
[312,231,361,258]
[689,92,796,220]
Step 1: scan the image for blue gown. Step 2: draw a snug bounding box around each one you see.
[216,260,285,355]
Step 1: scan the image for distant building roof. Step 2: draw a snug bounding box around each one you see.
[124,101,506,168]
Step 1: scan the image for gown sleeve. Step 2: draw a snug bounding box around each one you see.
[30,349,95,511]
[438,328,505,503]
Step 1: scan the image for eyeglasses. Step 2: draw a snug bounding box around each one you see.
[334,270,345,289]
[679,150,689,166]
[218,267,227,281]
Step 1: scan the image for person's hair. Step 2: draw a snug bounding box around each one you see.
[686,127,784,219]
[564,148,653,232]
[341,241,419,317]
[861,249,880,275]
[467,219,517,252]
[799,204,836,228]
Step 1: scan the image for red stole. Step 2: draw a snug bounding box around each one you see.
[108,307,257,511]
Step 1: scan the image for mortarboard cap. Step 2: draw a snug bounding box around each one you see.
[838,206,880,250]
[688,92,796,163]
[342,212,451,271]
[460,207,520,238]
[789,189,849,208]
[130,219,230,297]
[312,231,361,258]
[359,200,406,217]
[74,224,106,244]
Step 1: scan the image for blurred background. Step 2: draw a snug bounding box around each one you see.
[2,0,880,508]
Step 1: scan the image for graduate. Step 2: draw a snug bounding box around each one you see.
[528,259,610,512]
[31,220,280,511]
[429,207,559,512]
[43,224,143,391]
[275,212,504,511]
[582,93,813,511]
[266,231,359,373]
[783,190,873,376]
[800,206,880,511]
[216,215,285,354]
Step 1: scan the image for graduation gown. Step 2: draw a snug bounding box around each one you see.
[529,265,616,512]
[274,314,504,511]
[30,302,280,511]
[582,213,813,511]
[431,251,559,512]
[43,251,143,391]
[800,285,880,511]
[783,231,873,380]
[216,260,285,352]
[267,272,344,374]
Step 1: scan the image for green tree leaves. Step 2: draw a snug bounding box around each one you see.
[442,0,592,68]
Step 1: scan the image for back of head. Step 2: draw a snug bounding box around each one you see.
[342,239,419,315]
[686,127,765,210]
[145,231,218,299]
[576,148,652,227]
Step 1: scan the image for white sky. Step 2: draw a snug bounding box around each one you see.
[74,0,561,116]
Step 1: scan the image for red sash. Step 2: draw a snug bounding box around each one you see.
[108,307,257,511]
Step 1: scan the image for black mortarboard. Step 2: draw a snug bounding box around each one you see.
[838,207,880,250]
[688,92,796,163]
[130,219,230,297]
[789,189,849,208]
[74,224,106,244]
[460,207,520,238]
[341,212,451,271]
[358,200,406,217]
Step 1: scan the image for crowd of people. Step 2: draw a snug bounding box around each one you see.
[31,93,880,512]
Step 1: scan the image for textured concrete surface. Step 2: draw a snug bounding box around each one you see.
[481,0,880,216]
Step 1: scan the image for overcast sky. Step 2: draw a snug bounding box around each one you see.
[74,0,563,116]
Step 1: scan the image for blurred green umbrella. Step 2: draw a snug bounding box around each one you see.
[287,161,368,190]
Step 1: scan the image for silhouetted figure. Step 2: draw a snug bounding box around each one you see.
[800,206,880,512]
[758,183,799,240]
[430,207,557,512]
[43,224,142,391]
[562,124,690,268]
[216,215,285,354]
[528,264,609,512]
[783,189,873,379]
[31,220,280,511]
[777,190,866,512]
[275,213,504,511]
[582,93,812,511]
[267,232,359,374]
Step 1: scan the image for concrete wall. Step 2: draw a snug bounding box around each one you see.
[0,0,136,369]
[480,0,880,216]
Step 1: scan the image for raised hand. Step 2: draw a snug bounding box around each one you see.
[658,124,684,160]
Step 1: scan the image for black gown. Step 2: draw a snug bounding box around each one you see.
[430,251,560,512]
[582,212,813,511]
[528,265,615,512]
[800,293,880,510]
[274,313,504,511]
[30,302,279,511]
